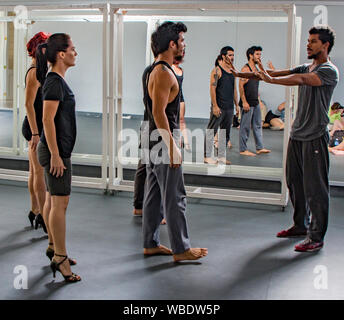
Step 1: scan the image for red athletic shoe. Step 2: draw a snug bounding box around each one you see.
[276,226,307,238]
[294,238,324,252]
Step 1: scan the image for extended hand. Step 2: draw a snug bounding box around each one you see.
[257,58,266,72]
[258,70,273,83]
[227,59,239,76]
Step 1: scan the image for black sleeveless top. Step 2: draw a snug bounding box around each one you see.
[216,65,235,109]
[22,66,43,141]
[143,61,181,150]
[239,63,259,107]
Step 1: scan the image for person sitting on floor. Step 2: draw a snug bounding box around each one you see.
[259,98,284,130]
[328,102,344,134]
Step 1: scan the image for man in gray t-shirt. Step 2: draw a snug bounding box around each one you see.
[257,25,338,253]
[290,62,339,141]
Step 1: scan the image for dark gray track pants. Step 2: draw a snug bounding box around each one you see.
[286,135,330,242]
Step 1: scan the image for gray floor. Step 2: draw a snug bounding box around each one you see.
[0,180,343,300]
[1,110,344,182]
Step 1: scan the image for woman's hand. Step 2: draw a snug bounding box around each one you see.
[50,154,66,177]
[30,135,40,152]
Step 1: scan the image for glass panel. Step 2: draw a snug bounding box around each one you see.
[28,19,103,156]
[0,21,14,149]
[120,21,147,160]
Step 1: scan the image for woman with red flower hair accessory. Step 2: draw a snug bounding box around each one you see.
[22,31,50,231]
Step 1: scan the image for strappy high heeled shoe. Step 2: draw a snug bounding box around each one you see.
[50,253,81,283]
[46,243,77,265]
[34,214,47,234]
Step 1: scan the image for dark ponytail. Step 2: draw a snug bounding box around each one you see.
[35,33,70,86]
[215,46,234,67]
[36,42,48,86]
[215,54,222,67]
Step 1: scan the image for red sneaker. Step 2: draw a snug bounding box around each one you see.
[276,226,307,238]
[294,238,324,252]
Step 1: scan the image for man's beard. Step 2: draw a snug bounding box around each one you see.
[308,51,320,60]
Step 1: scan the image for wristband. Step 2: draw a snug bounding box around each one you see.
[32,134,39,136]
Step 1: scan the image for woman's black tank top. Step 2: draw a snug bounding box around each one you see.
[22,66,43,141]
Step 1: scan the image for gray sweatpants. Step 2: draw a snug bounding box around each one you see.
[286,135,330,242]
[239,104,264,152]
[142,159,191,254]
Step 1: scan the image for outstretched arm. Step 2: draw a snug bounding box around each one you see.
[258,71,322,86]
[258,59,292,77]
[228,59,260,80]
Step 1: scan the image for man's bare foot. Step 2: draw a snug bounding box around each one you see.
[133,208,142,216]
[240,150,256,157]
[227,141,232,149]
[204,157,218,164]
[256,148,271,154]
[218,157,231,165]
[160,218,166,225]
[173,248,208,262]
[144,245,173,255]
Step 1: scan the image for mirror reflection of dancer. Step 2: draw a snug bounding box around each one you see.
[22,32,50,231]
[237,46,271,157]
[204,46,238,165]
[172,51,191,152]
[142,22,208,262]
[36,33,80,282]
[258,26,339,252]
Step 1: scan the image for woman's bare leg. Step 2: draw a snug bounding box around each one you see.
[43,192,53,246]
[28,142,39,214]
[29,146,46,214]
[50,195,73,275]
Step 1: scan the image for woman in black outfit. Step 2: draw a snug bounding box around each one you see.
[36,33,80,283]
[22,32,49,231]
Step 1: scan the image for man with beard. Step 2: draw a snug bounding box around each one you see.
[142,22,208,262]
[238,46,271,156]
[258,26,339,252]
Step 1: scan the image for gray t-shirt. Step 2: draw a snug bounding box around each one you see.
[290,61,339,141]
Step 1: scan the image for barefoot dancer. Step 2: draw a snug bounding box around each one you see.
[235,46,271,156]
[142,22,207,262]
[204,46,238,165]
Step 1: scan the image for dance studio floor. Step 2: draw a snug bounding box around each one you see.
[0,179,343,300]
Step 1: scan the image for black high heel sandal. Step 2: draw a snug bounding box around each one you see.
[28,211,36,228]
[46,243,76,266]
[34,214,47,234]
[50,253,81,283]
